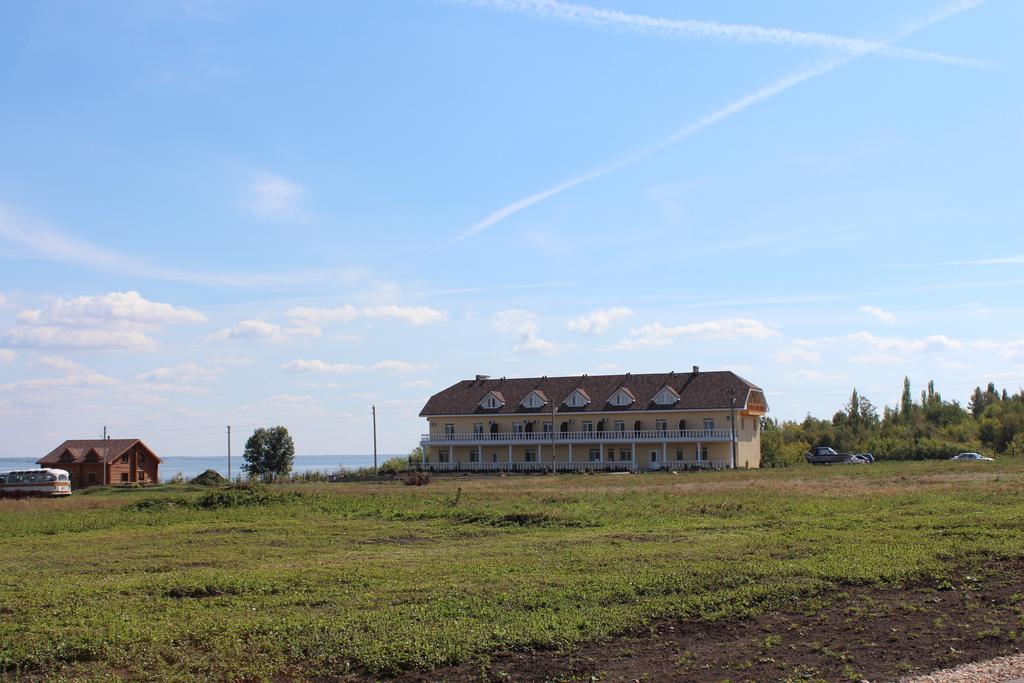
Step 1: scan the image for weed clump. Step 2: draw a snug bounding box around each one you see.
[193,485,301,509]
[190,469,226,486]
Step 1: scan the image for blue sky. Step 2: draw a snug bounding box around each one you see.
[1,0,1021,458]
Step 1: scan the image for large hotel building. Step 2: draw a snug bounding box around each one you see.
[418,368,767,471]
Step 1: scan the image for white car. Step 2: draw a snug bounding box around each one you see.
[950,452,993,461]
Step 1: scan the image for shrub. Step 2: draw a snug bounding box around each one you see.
[403,471,431,486]
[190,469,226,486]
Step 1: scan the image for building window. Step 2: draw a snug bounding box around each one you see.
[703,418,715,431]
[655,419,667,432]
[121,473,129,482]
[675,448,684,461]
[138,471,146,481]
[582,421,593,433]
[445,424,455,436]
[588,448,600,461]
[491,453,499,463]
[607,449,615,461]
[542,422,552,433]
[614,421,625,433]
[139,453,146,464]
[513,422,524,434]
[438,449,450,463]
[469,449,480,463]
[87,472,97,483]
[621,449,633,461]
[525,449,536,463]
[121,454,129,464]
[473,423,484,435]
[698,446,708,461]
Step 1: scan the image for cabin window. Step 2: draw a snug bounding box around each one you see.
[139,453,146,464]
[121,473,129,482]
[121,454,129,464]
[138,472,146,481]
[703,418,715,430]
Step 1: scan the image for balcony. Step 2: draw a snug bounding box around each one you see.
[421,428,734,446]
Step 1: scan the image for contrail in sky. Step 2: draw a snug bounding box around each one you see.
[457,0,990,68]
[440,0,986,250]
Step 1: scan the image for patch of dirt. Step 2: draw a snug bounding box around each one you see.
[393,558,1024,682]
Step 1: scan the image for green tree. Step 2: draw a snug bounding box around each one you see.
[900,377,914,423]
[242,426,295,483]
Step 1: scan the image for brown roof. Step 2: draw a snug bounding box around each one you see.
[37,439,163,465]
[420,370,766,417]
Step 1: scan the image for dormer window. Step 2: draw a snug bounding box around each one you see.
[564,389,590,408]
[479,391,505,410]
[521,390,548,409]
[609,387,635,407]
[652,386,680,406]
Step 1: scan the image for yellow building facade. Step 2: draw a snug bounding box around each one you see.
[418,368,767,472]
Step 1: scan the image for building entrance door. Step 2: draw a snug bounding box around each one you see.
[650,450,660,470]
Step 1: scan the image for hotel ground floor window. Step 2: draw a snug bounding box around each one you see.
[491,453,499,463]
[438,449,450,463]
[697,447,708,461]
[469,448,480,463]
[675,448,684,461]
[588,448,600,462]
[607,448,615,461]
[621,449,633,461]
[525,449,536,463]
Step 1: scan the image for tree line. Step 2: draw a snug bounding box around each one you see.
[761,378,1024,466]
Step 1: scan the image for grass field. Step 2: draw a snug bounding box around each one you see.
[2,461,1024,681]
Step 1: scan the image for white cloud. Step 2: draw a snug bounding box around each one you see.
[492,309,569,355]
[240,172,306,219]
[370,360,434,372]
[567,307,632,335]
[209,320,287,343]
[5,327,159,351]
[403,379,432,388]
[363,305,449,326]
[4,291,205,351]
[848,331,962,354]
[773,347,822,364]
[461,0,986,66]
[849,352,908,365]
[32,355,84,373]
[285,304,448,332]
[0,294,6,307]
[16,291,205,327]
[0,349,16,362]
[282,359,434,374]
[615,318,780,350]
[282,359,360,374]
[138,362,220,383]
[859,305,896,325]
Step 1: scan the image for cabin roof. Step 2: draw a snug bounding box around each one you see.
[36,439,163,465]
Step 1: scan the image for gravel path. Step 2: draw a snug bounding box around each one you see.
[902,653,1024,683]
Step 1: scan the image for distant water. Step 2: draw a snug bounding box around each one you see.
[0,454,389,481]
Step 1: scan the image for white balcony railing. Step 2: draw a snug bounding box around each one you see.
[421,428,733,445]
[414,460,731,473]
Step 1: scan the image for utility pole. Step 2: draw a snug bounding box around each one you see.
[372,405,378,474]
[227,426,232,481]
[729,390,738,469]
[102,426,108,486]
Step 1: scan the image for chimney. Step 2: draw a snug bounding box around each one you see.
[692,365,700,375]
[475,374,490,381]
